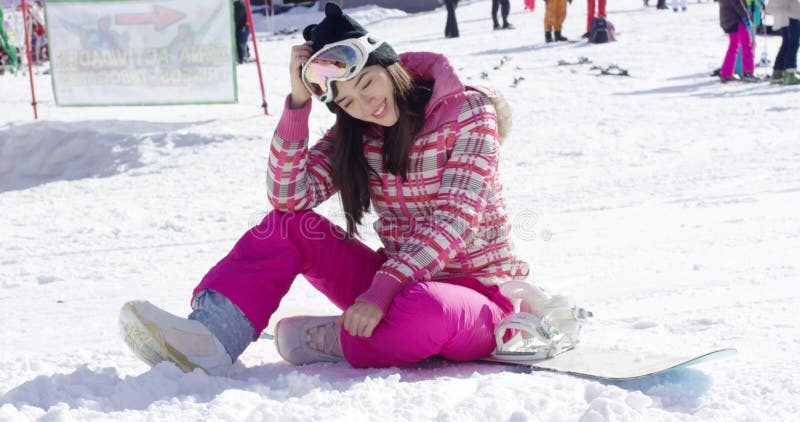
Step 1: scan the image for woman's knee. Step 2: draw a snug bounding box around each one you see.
[249,210,341,242]
[386,283,449,329]
[383,283,502,361]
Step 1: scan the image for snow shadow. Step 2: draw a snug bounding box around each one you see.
[238,357,527,387]
[0,359,519,413]
[616,79,791,98]
[691,85,795,98]
[473,42,589,57]
[0,120,230,193]
[603,367,713,413]
[0,364,223,412]
[666,72,716,81]
[614,80,720,96]
[766,105,800,112]
[473,45,545,56]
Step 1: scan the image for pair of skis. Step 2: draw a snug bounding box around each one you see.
[558,57,631,77]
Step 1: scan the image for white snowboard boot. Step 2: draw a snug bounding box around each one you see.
[119,300,232,375]
[274,315,345,365]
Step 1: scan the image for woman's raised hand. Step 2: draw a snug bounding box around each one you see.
[289,41,313,108]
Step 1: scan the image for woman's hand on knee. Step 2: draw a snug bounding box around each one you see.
[341,302,384,338]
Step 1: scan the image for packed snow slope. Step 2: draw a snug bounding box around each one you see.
[1,0,799,420]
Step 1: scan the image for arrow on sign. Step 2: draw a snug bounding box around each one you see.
[115,5,186,31]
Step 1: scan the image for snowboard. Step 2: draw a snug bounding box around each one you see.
[483,345,736,380]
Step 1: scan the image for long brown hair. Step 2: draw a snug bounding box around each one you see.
[331,63,433,238]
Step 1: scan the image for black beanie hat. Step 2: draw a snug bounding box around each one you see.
[303,2,399,69]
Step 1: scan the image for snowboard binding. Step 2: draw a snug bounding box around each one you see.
[493,281,593,361]
[557,56,592,66]
[493,55,512,70]
[590,64,630,76]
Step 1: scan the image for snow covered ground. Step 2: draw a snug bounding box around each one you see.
[2,0,799,420]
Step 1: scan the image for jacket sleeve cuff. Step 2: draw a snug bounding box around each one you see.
[356,273,406,314]
[276,95,312,142]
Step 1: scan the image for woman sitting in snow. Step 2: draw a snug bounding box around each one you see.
[717,0,758,82]
[119,2,530,374]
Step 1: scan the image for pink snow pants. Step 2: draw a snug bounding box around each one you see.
[193,210,514,368]
[721,22,754,78]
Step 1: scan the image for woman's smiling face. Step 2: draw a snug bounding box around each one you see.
[333,65,398,127]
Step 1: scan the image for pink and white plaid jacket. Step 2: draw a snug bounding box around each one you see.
[268,52,529,313]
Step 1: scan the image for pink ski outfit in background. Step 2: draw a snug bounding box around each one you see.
[193,52,530,368]
[718,0,755,78]
[721,22,755,78]
[587,0,607,33]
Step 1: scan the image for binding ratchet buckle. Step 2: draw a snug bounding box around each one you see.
[493,281,593,361]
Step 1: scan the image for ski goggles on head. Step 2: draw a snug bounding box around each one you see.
[301,34,384,103]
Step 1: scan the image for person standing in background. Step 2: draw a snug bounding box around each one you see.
[765,0,800,83]
[544,0,570,42]
[445,0,459,38]
[672,0,688,12]
[492,0,515,29]
[0,8,21,74]
[718,0,757,82]
[585,0,606,37]
[233,0,250,64]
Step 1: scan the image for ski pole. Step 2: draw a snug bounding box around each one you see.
[20,0,38,119]
[244,0,268,115]
[760,0,769,65]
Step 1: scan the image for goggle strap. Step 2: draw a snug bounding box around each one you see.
[361,35,383,56]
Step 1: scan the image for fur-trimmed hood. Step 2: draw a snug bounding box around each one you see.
[470,86,512,145]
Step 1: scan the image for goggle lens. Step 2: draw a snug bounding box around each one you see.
[302,45,360,98]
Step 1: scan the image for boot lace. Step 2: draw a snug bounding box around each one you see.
[305,322,342,357]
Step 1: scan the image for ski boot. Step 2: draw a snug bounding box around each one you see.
[782,69,800,85]
[770,69,784,83]
[719,74,741,83]
[545,31,553,43]
[741,72,761,83]
[554,31,569,42]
